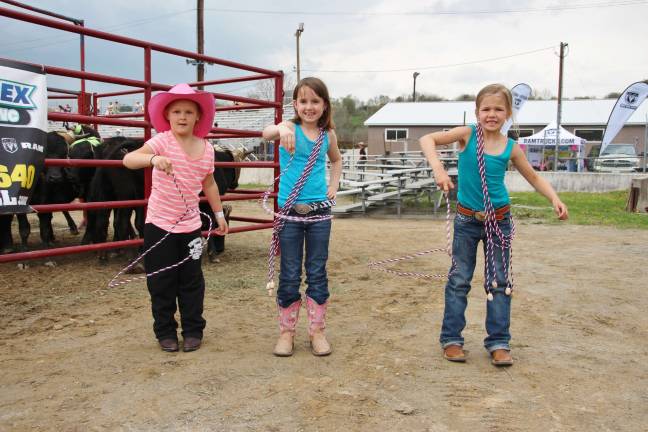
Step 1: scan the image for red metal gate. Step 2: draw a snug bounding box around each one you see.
[0,4,282,263]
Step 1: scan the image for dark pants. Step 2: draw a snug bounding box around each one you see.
[144,223,206,341]
[277,209,332,308]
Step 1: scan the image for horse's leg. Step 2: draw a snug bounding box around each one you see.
[62,211,79,235]
[134,207,145,238]
[17,213,31,250]
[81,210,95,244]
[0,214,15,254]
[38,212,55,247]
[78,197,88,230]
[109,208,128,258]
[94,209,111,263]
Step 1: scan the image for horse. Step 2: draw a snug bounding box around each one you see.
[85,138,145,268]
[200,144,252,263]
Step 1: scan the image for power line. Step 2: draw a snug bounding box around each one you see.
[204,1,648,16]
[0,9,195,52]
[301,46,556,73]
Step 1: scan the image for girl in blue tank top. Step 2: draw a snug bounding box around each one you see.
[262,77,342,358]
[420,84,568,367]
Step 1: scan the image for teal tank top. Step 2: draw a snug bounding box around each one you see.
[457,124,514,211]
[278,124,329,207]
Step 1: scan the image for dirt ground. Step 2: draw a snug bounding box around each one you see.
[1,203,647,431]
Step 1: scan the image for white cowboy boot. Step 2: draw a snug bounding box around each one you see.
[273,299,301,357]
[306,296,332,356]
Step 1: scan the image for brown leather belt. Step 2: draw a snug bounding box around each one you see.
[457,203,510,221]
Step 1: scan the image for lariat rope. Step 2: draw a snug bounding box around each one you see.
[263,128,332,296]
[367,192,455,279]
[108,172,214,288]
[475,123,516,300]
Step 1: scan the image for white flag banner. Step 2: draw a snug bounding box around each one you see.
[601,81,648,154]
[501,83,532,135]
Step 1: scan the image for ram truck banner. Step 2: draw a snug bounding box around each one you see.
[0,59,48,214]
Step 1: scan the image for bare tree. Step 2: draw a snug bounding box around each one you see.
[247,74,296,104]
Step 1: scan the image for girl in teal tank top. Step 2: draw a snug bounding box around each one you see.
[262,77,343,357]
[457,124,515,211]
[419,84,568,367]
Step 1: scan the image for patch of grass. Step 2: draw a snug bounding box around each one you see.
[510,191,648,229]
[403,190,648,229]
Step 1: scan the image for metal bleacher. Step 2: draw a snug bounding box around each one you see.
[333,150,457,216]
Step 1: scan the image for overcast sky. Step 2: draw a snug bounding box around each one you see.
[2,0,647,104]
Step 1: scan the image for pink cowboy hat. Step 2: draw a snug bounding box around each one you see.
[148,83,216,138]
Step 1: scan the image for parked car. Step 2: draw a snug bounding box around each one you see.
[590,144,639,173]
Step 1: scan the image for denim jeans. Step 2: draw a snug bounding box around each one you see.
[439,211,512,352]
[277,208,332,308]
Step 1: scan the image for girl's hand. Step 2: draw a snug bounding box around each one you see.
[152,155,173,175]
[278,124,296,154]
[434,170,455,192]
[327,185,338,200]
[553,199,569,220]
[215,216,229,235]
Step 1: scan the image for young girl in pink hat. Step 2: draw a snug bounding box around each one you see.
[124,83,228,353]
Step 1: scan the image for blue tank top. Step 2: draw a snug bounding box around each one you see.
[457,124,514,211]
[278,123,329,207]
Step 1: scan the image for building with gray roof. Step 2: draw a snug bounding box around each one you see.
[364,99,648,157]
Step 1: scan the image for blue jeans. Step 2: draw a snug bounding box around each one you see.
[440,211,512,352]
[277,209,331,308]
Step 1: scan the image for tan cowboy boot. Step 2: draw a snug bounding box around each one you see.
[273,299,301,357]
[443,345,466,362]
[491,349,513,366]
[306,296,332,356]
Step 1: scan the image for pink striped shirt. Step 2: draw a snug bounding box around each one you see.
[145,131,214,233]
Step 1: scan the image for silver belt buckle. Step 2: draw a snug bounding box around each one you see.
[474,211,486,221]
[293,204,311,215]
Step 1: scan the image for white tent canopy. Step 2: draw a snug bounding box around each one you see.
[518,122,586,147]
[518,122,586,171]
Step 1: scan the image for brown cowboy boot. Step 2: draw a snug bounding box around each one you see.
[491,349,513,366]
[306,296,332,356]
[273,299,301,357]
[443,345,466,362]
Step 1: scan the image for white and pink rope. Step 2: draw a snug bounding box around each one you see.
[475,124,516,300]
[367,191,456,279]
[107,172,214,288]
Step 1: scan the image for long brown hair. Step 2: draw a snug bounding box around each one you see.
[291,77,335,130]
[475,84,513,118]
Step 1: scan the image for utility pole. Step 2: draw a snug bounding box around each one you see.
[197,0,204,89]
[295,23,304,82]
[641,114,648,174]
[554,41,567,171]
[412,72,420,102]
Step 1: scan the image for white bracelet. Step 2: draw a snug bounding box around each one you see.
[215,211,225,218]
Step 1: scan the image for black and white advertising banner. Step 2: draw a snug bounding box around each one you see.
[601,81,648,154]
[501,83,532,136]
[0,59,47,214]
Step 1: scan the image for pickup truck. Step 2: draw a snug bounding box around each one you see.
[589,144,639,173]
